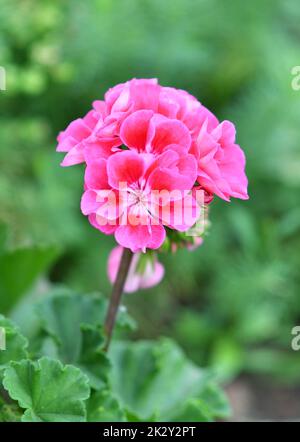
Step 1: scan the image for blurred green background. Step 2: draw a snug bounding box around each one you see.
[1,0,300,420]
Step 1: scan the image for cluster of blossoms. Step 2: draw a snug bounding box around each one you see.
[57,78,248,292]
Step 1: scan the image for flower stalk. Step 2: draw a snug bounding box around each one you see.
[104,247,133,351]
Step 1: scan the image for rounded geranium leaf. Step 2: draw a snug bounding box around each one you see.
[3,357,90,422]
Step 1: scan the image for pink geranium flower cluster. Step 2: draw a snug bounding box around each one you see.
[57,78,248,291]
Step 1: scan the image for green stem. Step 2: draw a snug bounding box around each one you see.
[104,247,133,351]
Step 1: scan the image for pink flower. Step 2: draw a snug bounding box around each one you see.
[104,79,217,133]
[190,120,249,201]
[57,78,249,253]
[105,78,160,116]
[100,78,217,143]
[186,237,204,251]
[81,149,200,253]
[93,79,162,155]
[107,246,164,293]
[57,103,102,167]
[157,86,218,137]
[120,111,191,155]
[57,78,221,166]
[57,100,123,167]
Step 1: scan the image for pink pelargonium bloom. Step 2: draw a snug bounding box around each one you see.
[190,120,249,201]
[119,110,191,154]
[100,78,217,142]
[186,237,204,251]
[56,78,249,251]
[104,78,160,116]
[157,86,218,137]
[56,102,102,166]
[92,79,165,157]
[57,100,122,167]
[57,78,220,167]
[108,246,164,293]
[81,149,200,253]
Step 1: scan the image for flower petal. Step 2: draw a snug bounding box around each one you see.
[84,159,109,190]
[140,261,165,289]
[107,150,145,189]
[120,110,154,151]
[147,115,191,153]
[81,190,99,215]
[115,224,165,252]
[61,144,85,166]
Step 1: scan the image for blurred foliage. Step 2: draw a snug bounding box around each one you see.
[0,0,300,397]
[0,292,228,422]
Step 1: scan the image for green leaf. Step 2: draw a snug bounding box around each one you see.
[87,390,126,422]
[76,325,111,390]
[0,245,60,314]
[38,325,111,390]
[35,290,133,389]
[170,398,213,422]
[3,357,90,422]
[0,315,28,379]
[196,383,230,419]
[110,338,230,422]
[36,290,134,358]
